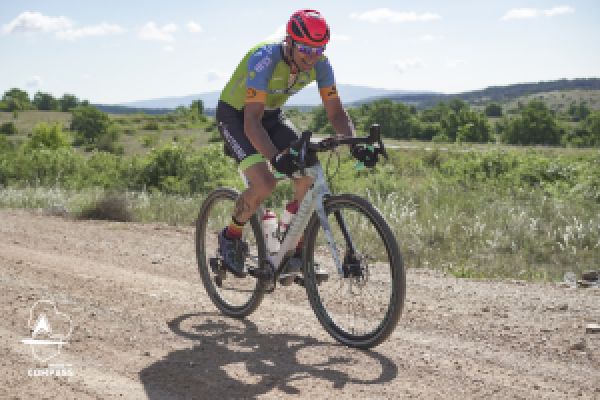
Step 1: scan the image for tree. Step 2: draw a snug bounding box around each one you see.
[447,98,468,113]
[565,111,600,147]
[420,102,451,123]
[484,102,503,117]
[33,91,59,111]
[583,112,600,146]
[439,106,491,143]
[567,101,591,122]
[501,100,563,145]
[71,106,111,146]
[363,99,421,139]
[191,99,204,116]
[1,88,32,111]
[59,93,79,112]
[309,105,329,134]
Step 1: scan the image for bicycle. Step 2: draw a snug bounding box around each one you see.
[195,124,405,349]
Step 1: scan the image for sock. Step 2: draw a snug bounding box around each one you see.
[225,217,245,240]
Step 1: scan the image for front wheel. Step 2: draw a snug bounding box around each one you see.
[303,194,406,349]
[195,188,266,318]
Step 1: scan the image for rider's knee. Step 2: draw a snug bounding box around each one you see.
[250,172,277,199]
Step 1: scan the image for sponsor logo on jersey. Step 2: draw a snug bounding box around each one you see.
[254,56,272,72]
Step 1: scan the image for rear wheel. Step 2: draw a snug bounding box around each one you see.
[303,194,405,348]
[195,188,266,318]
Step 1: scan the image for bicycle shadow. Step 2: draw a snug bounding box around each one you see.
[139,312,398,399]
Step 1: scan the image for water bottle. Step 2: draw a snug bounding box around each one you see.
[279,200,299,237]
[262,209,280,254]
[278,200,298,238]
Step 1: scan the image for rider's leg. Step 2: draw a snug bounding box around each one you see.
[231,162,276,224]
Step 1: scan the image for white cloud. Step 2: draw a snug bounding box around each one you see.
[446,59,466,68]
[164,45,175,52]
[138,22,178,42]
[56,23,124,40]
[26,75,43,89]
[392,57,425,73]
[187,21,203,33]
[544,6,575,17]
[2,11,124,41]
[350,8,441,24]
[501,8,539,20]
[420,34,444,42]
[2,11,72,34]
[265,24,286,42]
[502,6,575,20]
[206,70,226,82]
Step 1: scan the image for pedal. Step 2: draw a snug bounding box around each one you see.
[249,261,276,293]
[209,257,221,274]
[313,262,328,284]
[294,275,305,287]
[315,272,329,284]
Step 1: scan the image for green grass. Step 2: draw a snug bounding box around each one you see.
[0,111,216,156]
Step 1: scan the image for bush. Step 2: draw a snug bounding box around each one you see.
[143,121,160,130]
[484,102,503,117]
[564,111,600,147]
[24,123,70,150]
[78,193,133,222]
[0,134,14,154]
[0,122,18,135]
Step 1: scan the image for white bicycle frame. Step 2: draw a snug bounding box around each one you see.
[240,162,347,276]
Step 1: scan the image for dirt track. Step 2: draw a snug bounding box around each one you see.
[1,209,599,399]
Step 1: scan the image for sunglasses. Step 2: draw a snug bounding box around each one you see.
[295,42,326,56]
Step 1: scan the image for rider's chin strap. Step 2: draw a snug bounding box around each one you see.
[283,39,301,76]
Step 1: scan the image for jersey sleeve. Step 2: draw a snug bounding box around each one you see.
[245,45,277,104]
[315,56,338,101]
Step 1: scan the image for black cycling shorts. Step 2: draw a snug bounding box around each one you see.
[216,100,299,169]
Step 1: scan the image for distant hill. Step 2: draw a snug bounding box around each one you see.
[119,84,433,110]
[103,78,600,114]
[356,78,600,109]
[94,104,175,115]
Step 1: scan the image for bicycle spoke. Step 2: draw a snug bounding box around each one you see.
[304,194,405,348]
[195,188,265,318]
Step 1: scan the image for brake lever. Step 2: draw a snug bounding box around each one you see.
[369,124,388,160]
[289,130,312,170]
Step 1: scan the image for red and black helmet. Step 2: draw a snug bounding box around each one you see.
[286,9,330,47]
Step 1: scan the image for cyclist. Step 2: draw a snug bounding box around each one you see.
[216,9,376,278]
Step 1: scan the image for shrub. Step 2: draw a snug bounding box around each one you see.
[484,102,503,117]
[143,121,160,130]
[24,123,70,150]
[78,193,133,222]
[0,122,18,135]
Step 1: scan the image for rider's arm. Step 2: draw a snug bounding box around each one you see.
[243,45,280,160]
[244,100,279,160]
[316,57,355,138]
[323,96,355,138]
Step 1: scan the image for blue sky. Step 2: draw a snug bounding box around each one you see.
[1,1,598,103]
